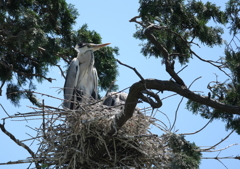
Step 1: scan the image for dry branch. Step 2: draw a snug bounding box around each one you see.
[0,60,55,83]
[0,99,175,168]
[130,79,240,115]
[200,130,235,151]
[0,123,40,168]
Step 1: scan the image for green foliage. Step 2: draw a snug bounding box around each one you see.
[186,0,240,134]
[0,0,78,106]
[186,72,240,134]
[95,46,119,92]
[0,1,119,106]
[167,133,201,169]
[135,0,227,64]
[225,0,240,35]
[186,78,240,134]
[135,0,240,165]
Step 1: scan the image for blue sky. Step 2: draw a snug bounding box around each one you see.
[1,0,240,169]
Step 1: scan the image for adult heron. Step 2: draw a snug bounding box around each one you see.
[64,42,110,109]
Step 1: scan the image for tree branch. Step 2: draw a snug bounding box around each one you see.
[0,60,55,82]
[0,123,40,168]
[180,117,213,135]
[200,130,235,151]
[200,143,239,152]
[55,64,66,79]
[91,77,240,161]
[139,90,162,108]
[201,156,240,160]
[144,24,186,86]
[190,50,231,79]
[117,59,144,81]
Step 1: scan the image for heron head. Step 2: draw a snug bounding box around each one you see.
[74,42,111,55]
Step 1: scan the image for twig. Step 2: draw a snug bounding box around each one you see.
[176,65,188,75]
[0,104,11,117]
[42,100,46,139]
[139,90,162,108]
[191,50,231,79]
[201,130,235,151]
[129,16,143,26]
[180,117,213,135]
[117,59,144,81]
[116,59,162,110]
[55,64,66,79]
[143,24,186,86]
[105,80,116,97]
[155,110,172,130]
[161,93,178,100]
[169,65,188,81]
[201,156,240,160]
[170,96,184,132]
[217,158,228,169]
[0,123,40,168]
[199,143,239,152]
[8,90,65,102]
[0,60,55,82]
[170,76,202,131]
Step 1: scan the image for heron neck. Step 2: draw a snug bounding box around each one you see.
[77,50,94,70]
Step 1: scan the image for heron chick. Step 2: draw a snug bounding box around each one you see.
[64,42,110,109]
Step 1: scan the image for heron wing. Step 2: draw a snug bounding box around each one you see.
[63,58,79,108]
[91,67,98,99]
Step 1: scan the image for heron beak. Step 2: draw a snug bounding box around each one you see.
[91,43,111,51]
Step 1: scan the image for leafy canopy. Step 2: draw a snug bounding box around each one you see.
[135,0,227,64]
[186,0,240,134]
[0,0,119,106]
[136,0,240,134]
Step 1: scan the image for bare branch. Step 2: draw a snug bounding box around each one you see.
[200,130,235,151]
[42,100,46,139]
[90,78,240,161]
[144,25,186,86]
[55,64,66,79]
[117,59,144,81]
[190,50,231,79]
[170,96,184,131]
[201,156,240,160]
[129,16,144,26]
[181,117,213,135]
[117,59,162,110]
[139,90,162,108]
[105,80,116,97]
[130,18,186,86]
[161,93,178,100]
[132,79,240,115]
[200,143,239,152]
[217,158,228,169]
[0,104,11,117]
[0,123,40,168]
[0,60,55,82]
[171,76,202,131]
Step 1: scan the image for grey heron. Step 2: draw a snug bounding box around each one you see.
[64,42,110,109]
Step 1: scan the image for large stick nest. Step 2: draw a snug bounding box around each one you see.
[9,98,178,168]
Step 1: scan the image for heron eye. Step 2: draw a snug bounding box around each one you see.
[78,42,86,48]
